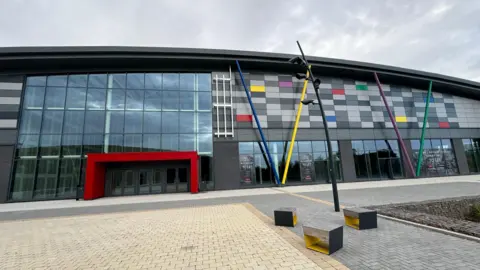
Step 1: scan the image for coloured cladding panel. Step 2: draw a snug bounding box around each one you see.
[212,72,480,129]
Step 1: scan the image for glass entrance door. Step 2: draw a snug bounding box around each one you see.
[138,170,152,194]
[165,167,190,193]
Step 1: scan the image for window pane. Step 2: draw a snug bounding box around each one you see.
[198,133,212,153]
[239,142,253,154]
[88,74,107,88]
[163,91,179,110]
[62,134,83,156]
[179,134,195,151]
[145,73,162,89]
[47,75,67,87]
[63,111,84,134]
[108,74,126,89]
[143,134,161,152]
[124,112,143,133]
[298,141,312,153]
[179,112,195,133]
[143,112,162,133]
[107,89,125,110]
[86,88,106,110]
[66,88,87,109]
[162,134,179,151]
[39,135,61,156]
[253,141,266,154]
[41,111,64,134]
[364,140,376,152]
[126,90,144,110]
[34,159,59,199]
[180,74,195,91]
[269,141,285,155]
[179,92,195,110]
[11,159,36,200]
[197,74,211,91]
[144,91,162,110]
[197,112,212,134]
[83,134,104,155]
[27,76,46,86]
[163,74,179,90]
[57,159,81,198]
[19,110,42,134]
[312,141,326,152]
[442,139,452,149]
[411,140,421,150]
[68,75,87,87]
[431,139,442,150]
[106,111,124,133]
[45,87,66,109]
[124,134,143,152]
[127,73,145,89]
[17,134,39,157]
[197,92,212,110]
[162,112,179,133]
[84,111,105,133]
[106,134,123,153]
[23,86,45,109]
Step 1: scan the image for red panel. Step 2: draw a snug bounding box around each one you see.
[236,114,252,122]
[439,122,450,128]
[84,151,199,200]
[332,89,345,95]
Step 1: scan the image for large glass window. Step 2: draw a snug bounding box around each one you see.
[238,140,341,185]
[12,73,213,201]
[412,139,458,177]
[352,140,403,180]
[463,138,480,173]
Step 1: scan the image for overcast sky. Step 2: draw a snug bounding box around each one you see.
[1,0,479,81]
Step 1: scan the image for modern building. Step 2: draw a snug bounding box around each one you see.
[1,47,480,203]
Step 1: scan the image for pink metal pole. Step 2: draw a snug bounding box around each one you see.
[373,72,416,178]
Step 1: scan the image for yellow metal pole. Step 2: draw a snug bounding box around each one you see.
[281,67,311,185]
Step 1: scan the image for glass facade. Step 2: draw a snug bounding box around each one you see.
[462,138,480,173]
[352,140,403,180]
[411,139,458,177]
[238,140,341,185]
[10,73,213,201]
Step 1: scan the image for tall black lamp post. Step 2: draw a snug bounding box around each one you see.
[289,41,340,212]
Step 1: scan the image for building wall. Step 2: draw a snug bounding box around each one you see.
[0,75,23,202]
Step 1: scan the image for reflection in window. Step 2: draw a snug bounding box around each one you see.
[179,92,195,110]
[66,87,87,109]
[143,134,161,152]
[45,87,66,109]
[353,140,403,180]
[197,74,211,91]
[105,134,123,153]
[19,110,42,134]
[163,74,179,90]
[197,92,212,111]
[34,159,59,199]
[83,134,104,155]
[41,111,64,134]
[68,75,88,88]
[125,90,144,110]
[47,75,67,87]
[39,135,61,157]
[88,74,107,88]
[162,112,179,133]
[57,159,81,197]
[27,76,47,86]
[107,89,125,110]
[127,73,144,89]
[86,88,106,110]
[62,134,82,156]
[108,74,126,89]
[180,74,195,90]
[197,133,212,153]
[124,112,143,133]
[84,111,105,133]
[23,87,45,109]
[162,134,179,151]
[145,74,162,89]
[124,134,142,152]
[11,159,36,200]
[63,111,84,134]
[144,91,162,111]
[179,112,195,133]
[163,91,179,110]
[463,138,480,173]
[17,135,39,157]
[143,112,162,133]
[197,112,212,133]
[106,111,124,134]
[179,134,195,151]
[411,139,458,177]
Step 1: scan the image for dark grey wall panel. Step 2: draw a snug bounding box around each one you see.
[0,129,17,145]
[452,138,469,175]
[0,145,14,203]
[0,111,19,119]
[338,140,356,182]
[0,75,24,83]
[213,141,241,190]
[0,90,21,97]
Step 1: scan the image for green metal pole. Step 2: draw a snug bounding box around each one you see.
[416,81,433,177]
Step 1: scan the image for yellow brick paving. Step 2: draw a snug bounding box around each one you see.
[0,204,347,270]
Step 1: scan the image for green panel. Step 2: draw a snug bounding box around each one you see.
[356,84,368,91]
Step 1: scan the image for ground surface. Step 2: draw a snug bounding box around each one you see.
[0,176,479,270]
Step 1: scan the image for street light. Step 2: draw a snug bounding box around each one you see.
[289,41,341,212]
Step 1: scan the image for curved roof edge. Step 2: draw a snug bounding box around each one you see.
[1,46,479,98]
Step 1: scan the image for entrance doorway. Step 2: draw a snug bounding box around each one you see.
[105,162,190,196]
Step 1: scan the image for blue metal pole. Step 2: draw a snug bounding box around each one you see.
[236,60,281,185]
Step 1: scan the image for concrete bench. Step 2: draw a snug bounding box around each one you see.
[274,207,297,227]
[343,207,377,230]
[302,223,343,255]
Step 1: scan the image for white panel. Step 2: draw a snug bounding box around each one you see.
[0,97,21,104]
[0,82,22,90]
[0,119,17,128]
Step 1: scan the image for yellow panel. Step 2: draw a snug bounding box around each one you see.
[344,215,360,230]
[293,214,297,226]
[304,234,329,254]
[250,85,265,92]
[395,116,407,123]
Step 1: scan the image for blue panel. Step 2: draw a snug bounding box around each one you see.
[326,115,336,122]
[424,97,434,103]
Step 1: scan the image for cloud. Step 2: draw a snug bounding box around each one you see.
[0,0,479,82]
